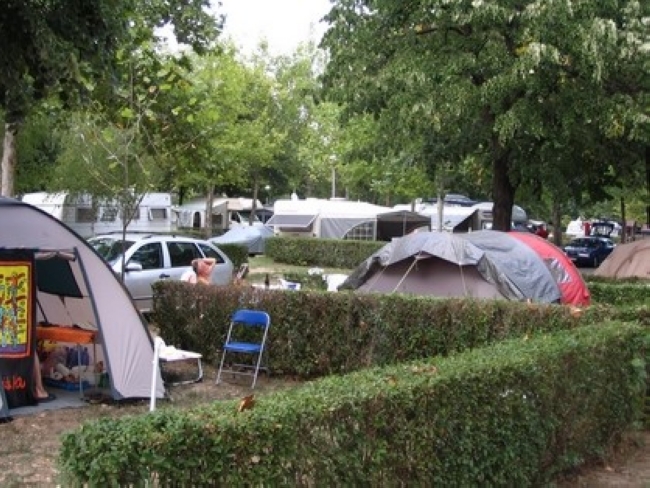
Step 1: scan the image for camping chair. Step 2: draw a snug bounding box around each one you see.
[216,309,271,389]
[278,278,301,290]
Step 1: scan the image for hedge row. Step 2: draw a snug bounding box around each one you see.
[265,236,383,268]
[58,322,647,486]
[153,282,591,378]
[587,281,650,307]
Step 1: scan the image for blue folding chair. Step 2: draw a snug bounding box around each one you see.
[216,309,271,389]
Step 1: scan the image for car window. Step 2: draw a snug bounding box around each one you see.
[129,242,163,270]
[572,239,598,248]
[89,238,135,263]
[198,243,225,264]
[167,241,201,267]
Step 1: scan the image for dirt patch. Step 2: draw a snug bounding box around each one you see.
[555,431,650,488]
[0,367,301,486]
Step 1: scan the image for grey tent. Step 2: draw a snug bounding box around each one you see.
[340,230,561,303]
[0,197,164,404]
[210,225,274,255]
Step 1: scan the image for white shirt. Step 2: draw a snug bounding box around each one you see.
[180,269,197,283]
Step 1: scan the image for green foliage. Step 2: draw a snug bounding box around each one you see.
[14,108,62,193]
[153,282,592,376]
[1,0,221,197]
[265,236,383,268]
[587,281,650,308]
[216,243,248,269]
[58,322,647,486]
[321,0,650,228]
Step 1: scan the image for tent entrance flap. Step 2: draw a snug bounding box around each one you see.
[36,254,83,298]
[265,214,317,229]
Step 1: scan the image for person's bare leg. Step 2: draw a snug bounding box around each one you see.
[33,355,49,399]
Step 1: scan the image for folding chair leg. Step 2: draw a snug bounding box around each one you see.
[215,349,228,385]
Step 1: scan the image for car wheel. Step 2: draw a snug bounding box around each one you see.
[593,256,600,268]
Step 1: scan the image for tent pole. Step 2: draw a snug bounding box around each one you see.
[35,297,49,325]
[150,337,165,412]
[392,256,419,293]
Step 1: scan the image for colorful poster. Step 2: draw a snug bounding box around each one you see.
[0,253,36,408]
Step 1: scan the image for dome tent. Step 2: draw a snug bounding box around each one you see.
[0,197,163,418]
[509,231,590,306]
[594,239,650,280]
[339,230,561,303]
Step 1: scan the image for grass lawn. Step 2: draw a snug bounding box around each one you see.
[246,255,353,287]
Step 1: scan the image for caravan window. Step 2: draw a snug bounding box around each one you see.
[100,206,118,222]
[344,222,374,241]
[121,207,141,221]
[76,207,96,223]
[149,208,167,220]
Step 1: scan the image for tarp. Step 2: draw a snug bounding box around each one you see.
[340,230,561,303]
[0,197,164,405]
[594,239,650,280]
[210,226,274,255]
[509,231,590,306]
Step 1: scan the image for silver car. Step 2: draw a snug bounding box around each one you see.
[88,233,234,313]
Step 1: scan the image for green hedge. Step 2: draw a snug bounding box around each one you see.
[588,281,650,307]
[152,282,592,377]
[265,236,383,268]
[58,322,647,486]
[212,243,248,269]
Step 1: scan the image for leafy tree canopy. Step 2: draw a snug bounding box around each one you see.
[0,0,220,121]
[321,0,650,230]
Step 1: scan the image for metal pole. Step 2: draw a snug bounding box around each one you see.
[150,336,165,412]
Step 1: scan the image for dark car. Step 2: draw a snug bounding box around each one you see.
[563,236,615,267]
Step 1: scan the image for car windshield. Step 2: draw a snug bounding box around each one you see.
[89,237,135,264]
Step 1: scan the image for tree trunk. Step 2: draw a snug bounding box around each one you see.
[620,196,627,244]
[491,149,515,231]
[552,199,563,247]
[1,122,19,197]
[251,177,259,226]
[645,145,650,228]
[205,185,214,239]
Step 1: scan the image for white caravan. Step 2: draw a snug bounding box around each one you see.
[173,197,265,232]
[266,197,430,240]
[393,200,528,232]
[21,192,174,238]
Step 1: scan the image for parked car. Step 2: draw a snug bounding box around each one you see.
[88,233,234,313]
[563,236,615,267]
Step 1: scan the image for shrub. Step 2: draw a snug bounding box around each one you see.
[58,322,647,486]
[152,282,591,377]
[215,243,248,269]
[265,236,383,269]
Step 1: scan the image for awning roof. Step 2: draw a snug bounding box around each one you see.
[265,214,317,228]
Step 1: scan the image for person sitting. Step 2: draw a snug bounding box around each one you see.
[180,258,216,285]
[33,355,56,403]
